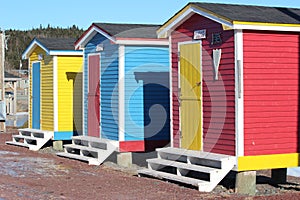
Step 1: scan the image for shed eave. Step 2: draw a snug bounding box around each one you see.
[157,4,233,38]
[22,39,50,59]
[233,21,300,32]
[49,50,83,56]
[75,24,116,50]
[115,38,169,46]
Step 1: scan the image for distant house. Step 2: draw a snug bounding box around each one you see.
[4,71,21,114]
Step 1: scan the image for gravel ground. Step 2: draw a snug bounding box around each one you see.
[1,128,300,199]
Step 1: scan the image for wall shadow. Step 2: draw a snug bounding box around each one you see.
[134,72,170,151]
[66,72,83,136]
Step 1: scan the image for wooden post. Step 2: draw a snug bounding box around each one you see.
[0,31,6,132]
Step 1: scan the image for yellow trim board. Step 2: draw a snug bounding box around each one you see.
[233,20,300,28]
[238,153,300,171]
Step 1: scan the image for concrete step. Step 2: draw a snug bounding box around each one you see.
[13,135,44,142]
[157,147,234,169]
[5,141,29,148]
[6,128,53,151]
[64,144,103,153]
[138,147,235,192]
[138,168,209,187]
[56,152,100,165]
[147,158,219,177]
[57,136,118,166]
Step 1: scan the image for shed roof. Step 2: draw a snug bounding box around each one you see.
[36,38,78,50]
[22,37,83,59]
[4,71,21,81]
[158,3,300,38]
[190,2,300,24]
[75,23,168,49]
[93,23,161,39]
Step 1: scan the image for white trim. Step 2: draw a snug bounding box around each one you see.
[177,40,203,149]
[49,50,83,56]
[53,56,59,132]
[115,39,169,46]
[233,23,300,32]
[169,36,173,148]
[82,49,85,136]
[158,7,233,38]
[118,45,125,141]
[22,40,49,59]
[234,30,244,158]
[75,26,117,49]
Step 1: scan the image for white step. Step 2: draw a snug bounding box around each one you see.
[138,147,235,192]
[157,147,234,169]
[64,144,102,153]
[57,136,118,165]
[138,168,209,187]
[6,128,54,151]
[147,158,219,178]
[56,152,100,165]
[5,141,29,148]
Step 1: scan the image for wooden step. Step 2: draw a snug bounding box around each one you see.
[147,158,219,174]
[138,168,209,187]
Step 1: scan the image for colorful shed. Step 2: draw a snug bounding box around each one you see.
[139,3,300,193]
[57,23,170,164]
[6,38,83,150]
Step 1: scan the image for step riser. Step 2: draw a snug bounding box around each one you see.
[158,152,222,169]
[73,139,107,150]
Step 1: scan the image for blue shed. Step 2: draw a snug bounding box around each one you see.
[75,23,170,152]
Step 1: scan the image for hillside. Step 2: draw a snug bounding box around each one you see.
[5,25,85,70]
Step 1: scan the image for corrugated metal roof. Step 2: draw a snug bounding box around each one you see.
[93,23,161,38]
[190,2,300,24]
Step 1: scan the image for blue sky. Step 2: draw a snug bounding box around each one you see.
[1,0,300,30]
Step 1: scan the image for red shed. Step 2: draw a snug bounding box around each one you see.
[138,3,300,193]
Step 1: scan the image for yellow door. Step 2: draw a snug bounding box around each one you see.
[179,42,202,150]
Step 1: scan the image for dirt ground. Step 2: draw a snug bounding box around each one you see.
[1,129,300,200]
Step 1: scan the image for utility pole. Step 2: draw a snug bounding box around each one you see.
[0,30,6,132]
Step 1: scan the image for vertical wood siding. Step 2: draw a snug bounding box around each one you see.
[83,33,119,140]
[124,46,169,141]
[171,14,236,155]
[29,47,53,131]
[57,56,83,133]
[243,31,300,156]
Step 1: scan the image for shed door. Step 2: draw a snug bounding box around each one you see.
[32,62,41,129]
[179,43,202,150]
[88,54,100,137]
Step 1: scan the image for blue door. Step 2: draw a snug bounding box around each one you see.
[32,62,41,129]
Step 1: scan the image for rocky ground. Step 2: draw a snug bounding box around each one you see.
[0,128,300,199]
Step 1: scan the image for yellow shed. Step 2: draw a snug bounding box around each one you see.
[21,38,83,140]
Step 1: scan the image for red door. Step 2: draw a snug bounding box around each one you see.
[88,54,100,137]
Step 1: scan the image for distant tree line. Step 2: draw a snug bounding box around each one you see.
[5,24,85,70]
